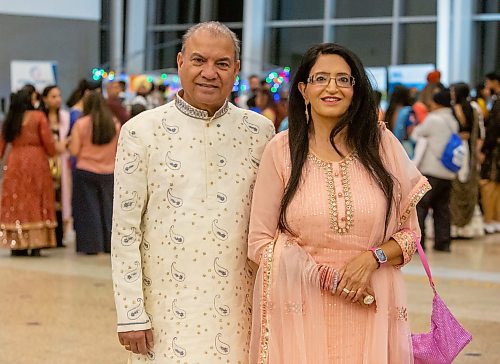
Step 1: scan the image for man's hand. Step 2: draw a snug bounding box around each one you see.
[118,329,154,355]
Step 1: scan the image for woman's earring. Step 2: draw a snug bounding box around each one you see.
[305,102,310,124]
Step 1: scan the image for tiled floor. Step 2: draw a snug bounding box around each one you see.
[0,233,499,364]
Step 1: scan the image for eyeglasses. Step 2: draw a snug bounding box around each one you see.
[307,72,355,88]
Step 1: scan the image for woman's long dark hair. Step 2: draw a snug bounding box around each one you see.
[384,85,412,131]
[40,85,60,122]
[2,89,35,142]
[83,91,116,145]
[280,43,395,239]
[451,82,474,130]
[66,79,102,108]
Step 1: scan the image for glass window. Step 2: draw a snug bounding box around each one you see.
[333,25,391,67]
[472,21,499,85]
[400,23,436,64]
[475,0,500,13]
[216,0,244,22]
[153,0,201,24]
[151,31,184,70]
[333,0,392,18]
[401,0,436,16]
[271,0,324,20]
[268,27,323,70]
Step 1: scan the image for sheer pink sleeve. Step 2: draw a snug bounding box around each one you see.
[248,133,287,264]
[381,126,431,267]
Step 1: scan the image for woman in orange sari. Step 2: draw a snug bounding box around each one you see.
[0,89,57,256]
[248,43,430,363]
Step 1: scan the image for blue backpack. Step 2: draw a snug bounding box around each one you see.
[441,131,465,173]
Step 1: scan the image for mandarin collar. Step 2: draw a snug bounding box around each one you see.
[175,90,229,120]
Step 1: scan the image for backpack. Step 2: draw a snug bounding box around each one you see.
[441,131,465,173]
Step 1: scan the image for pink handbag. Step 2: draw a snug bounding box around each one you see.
[411,243,472,364]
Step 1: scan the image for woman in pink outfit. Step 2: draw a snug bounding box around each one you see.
[248,43,431,363]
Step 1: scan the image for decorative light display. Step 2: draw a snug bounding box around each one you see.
[265,66,291,100]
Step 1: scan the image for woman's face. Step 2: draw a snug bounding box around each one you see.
[299,54,354,124]
[44,87,62,110]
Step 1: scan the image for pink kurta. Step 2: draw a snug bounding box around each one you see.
[248,127,430,363]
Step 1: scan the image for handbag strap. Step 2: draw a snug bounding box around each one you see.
[416,242,437,294]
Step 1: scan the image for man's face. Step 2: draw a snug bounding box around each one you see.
[485,79,499,94]
[249,77,260,92]
[107,82,121,99]
[177,29,240,115]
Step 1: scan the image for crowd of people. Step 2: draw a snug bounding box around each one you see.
[0,19,497,363]
[383,71,499,251]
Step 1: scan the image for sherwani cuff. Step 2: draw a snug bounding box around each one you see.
[117,313,152,332]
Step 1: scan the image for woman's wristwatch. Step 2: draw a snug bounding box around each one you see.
[369,247,388,268]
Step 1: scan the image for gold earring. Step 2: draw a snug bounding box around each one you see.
[305,102,310,124]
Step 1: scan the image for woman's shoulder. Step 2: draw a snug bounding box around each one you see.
[267,129,289,150]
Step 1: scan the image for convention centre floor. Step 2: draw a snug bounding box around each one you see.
[0,233,499,364]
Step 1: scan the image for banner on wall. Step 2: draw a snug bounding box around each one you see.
[10,60,58,92]
[387,64,435,93]
[366,67,387,92]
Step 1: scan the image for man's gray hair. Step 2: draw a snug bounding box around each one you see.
[181,21,241,61]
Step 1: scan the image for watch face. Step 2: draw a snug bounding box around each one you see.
[375,248,388,263]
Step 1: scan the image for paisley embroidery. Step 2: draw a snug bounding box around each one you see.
[124,261,140,283]
[217,154,227,167]
[248,148,260,169]
[172,299,187,319]
[172,337,186,357]
[216,192,227,203]
[165,151,181,170]
[121,227,137,246]
[123,153,139,174]
[212,219,228,241]
[171,262,186,282]
[214,257,229,277]
[161,119,179,134]
[121,191,138,211]
[127,298,144,320]
[243,115,260,134]
[214,295,230,316]
[169,225,184,244]
[215,333,230,355]
[167,189,183,208]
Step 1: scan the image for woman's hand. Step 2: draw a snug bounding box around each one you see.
[336,251,379,306]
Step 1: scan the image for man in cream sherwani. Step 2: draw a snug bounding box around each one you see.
[111,22,275,363]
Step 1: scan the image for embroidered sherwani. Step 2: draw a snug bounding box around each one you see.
[111,94,275,363]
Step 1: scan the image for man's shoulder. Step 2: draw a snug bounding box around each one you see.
[229,103,274,128]
[122,101,174,134]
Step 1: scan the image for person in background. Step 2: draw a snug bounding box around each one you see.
[373,90,385,121]
[248,42,429,363]
[40,85,71,248]
[130,103,146,118]
[66,78,102,132]
[245,74,260,109]
[69,91,120,254]
[413,82,444,125]
[130,76,152,109]
[21,84,40,109]
[473,82,489,122]
[111,21,274,362]
[480,72,500,233]
[412,89,458,252]
[384,85,417,157]
[0,89,58,256]
[256,87,279,131]
[106,81,130,125]
[449,82,484,238]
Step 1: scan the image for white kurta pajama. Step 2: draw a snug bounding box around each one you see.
[111,94,274,363]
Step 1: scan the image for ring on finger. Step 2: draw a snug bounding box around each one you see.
[363,295,375,305]
[342,288,355,294]
[124,344,131,350]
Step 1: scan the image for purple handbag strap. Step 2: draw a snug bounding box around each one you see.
[416,242,437,294]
